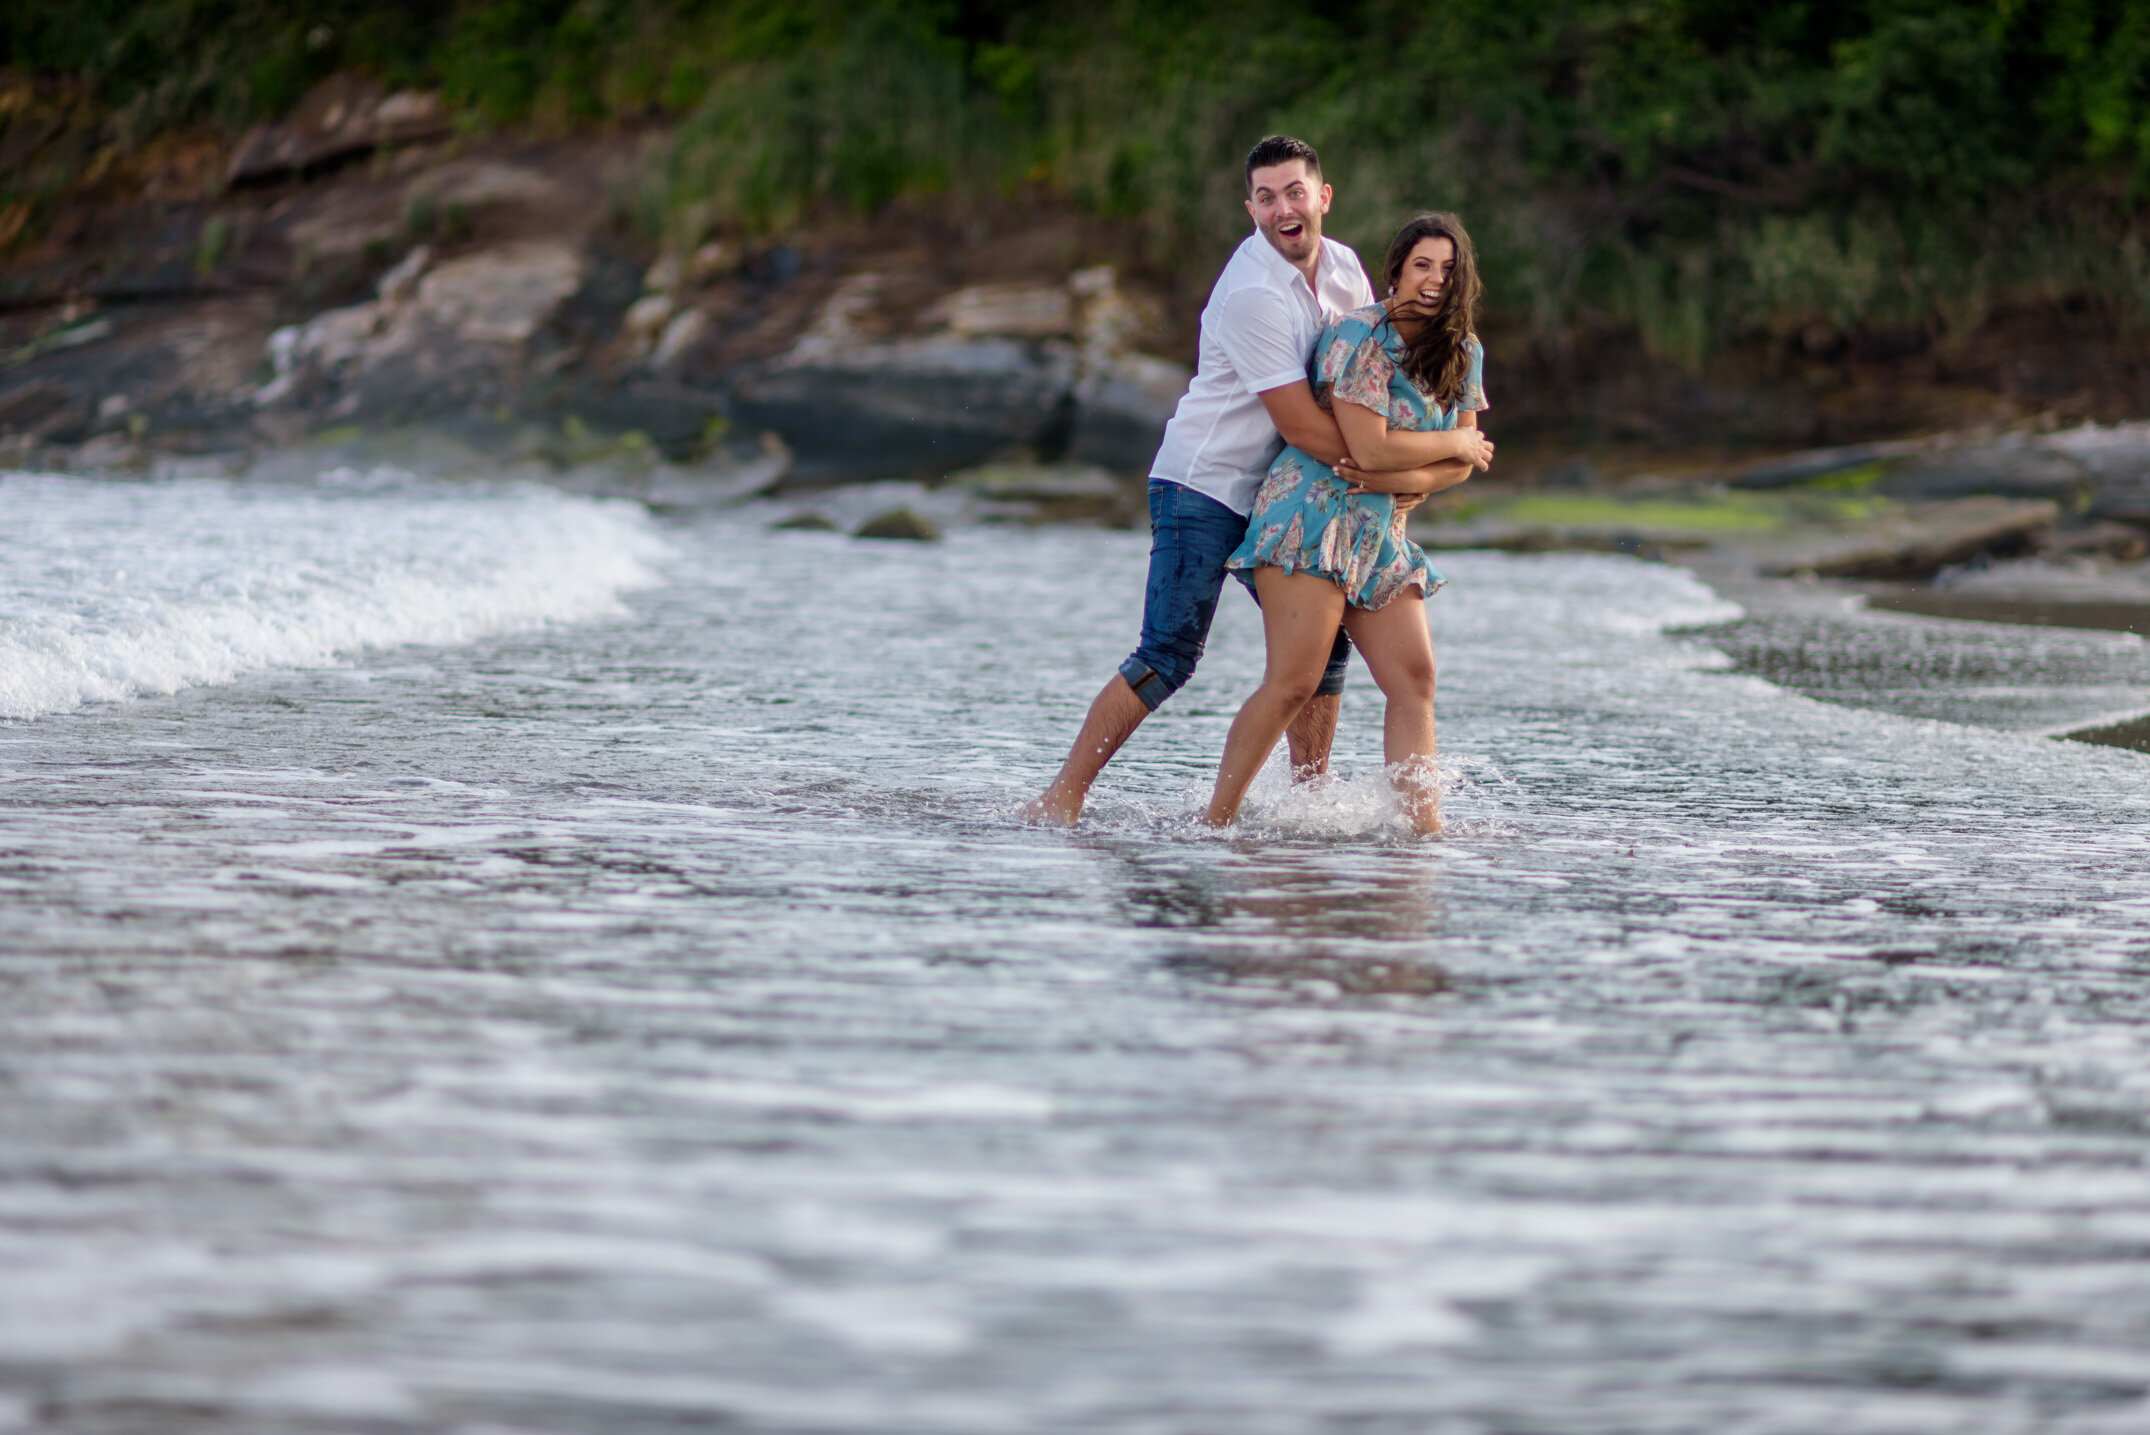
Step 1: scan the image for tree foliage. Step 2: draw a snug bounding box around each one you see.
[8,0,2150,355]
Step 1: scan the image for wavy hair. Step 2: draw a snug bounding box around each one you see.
[1378,212,1481,407]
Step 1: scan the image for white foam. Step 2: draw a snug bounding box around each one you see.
[0,470,667,720]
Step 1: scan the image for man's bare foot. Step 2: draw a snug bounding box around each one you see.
[1019,790,1082,826]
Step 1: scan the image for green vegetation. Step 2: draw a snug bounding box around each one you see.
[8,1,2150,361]
[1445,486,1896,534]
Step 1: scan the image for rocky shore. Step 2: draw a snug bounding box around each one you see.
[0,73,1190,517]
[8,75,2150,626]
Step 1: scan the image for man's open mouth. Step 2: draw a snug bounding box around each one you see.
[1276,219,1304,237]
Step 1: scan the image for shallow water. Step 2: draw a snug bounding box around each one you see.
[5,471,2150,1434]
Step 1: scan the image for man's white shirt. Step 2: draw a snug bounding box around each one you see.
[1150,231,1376,515]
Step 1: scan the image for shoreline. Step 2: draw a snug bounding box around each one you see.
[1666,551,2150,756]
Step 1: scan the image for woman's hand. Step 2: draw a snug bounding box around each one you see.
[1449,426,1495,470]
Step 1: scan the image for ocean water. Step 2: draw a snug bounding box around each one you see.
[4,469,2150,1434]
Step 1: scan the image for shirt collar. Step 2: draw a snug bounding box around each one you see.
[1247,230,1332,292]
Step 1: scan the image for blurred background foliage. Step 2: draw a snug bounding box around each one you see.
[6,0,2150,361]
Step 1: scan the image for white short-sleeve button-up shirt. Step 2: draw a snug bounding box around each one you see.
[1150,231,1376,515]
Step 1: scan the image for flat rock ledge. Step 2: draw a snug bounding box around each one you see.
[1733,498,2062,580]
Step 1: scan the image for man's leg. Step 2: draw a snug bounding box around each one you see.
[1283,627,1351,777]
[1023,481,1243,825]
[1024,673,1152,826]
[1285,695,1340,776]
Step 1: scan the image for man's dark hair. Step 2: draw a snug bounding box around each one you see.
[1245,135,1321,194]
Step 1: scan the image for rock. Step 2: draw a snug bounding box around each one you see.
[1727,438,1936,489]
[0,379,84,437]
[948,461,1135,525]
[414,160,560,212]
[375,245,431,306]
[647,309,709,373]
[2036,521,2149,564]
[731,335,1077,481]
[225,74,448,186]
[620,293,675,353]
[642,433,793,508]
[1731,425,2150,530]
[688,241,740,282]
[257,240,586,419]
[643,252,684,296]
[2041,420,2150,524]
[556,381,725,459]
[1747,497,2059,580]
[414,241,585,345]
[773,511,839,531]
[1068,350,1189,474]
[1879,436,2091,506]
[925,283,1074,339]
[853,507,942,541]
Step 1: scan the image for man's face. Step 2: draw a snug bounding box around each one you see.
[1245,160,1332,267]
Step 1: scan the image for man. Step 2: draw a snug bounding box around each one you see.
[1024,135,1468,826]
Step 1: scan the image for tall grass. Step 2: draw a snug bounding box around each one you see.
[9,0,2150,362]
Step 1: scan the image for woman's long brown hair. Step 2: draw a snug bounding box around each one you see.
[1378,212,1481,408]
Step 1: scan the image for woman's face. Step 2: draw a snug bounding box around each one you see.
[1392,235,1457,313]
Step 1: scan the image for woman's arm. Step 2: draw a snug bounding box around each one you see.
[1338,410,1482,494]
[1338,456,1476,496]
[1335,401,1493,472]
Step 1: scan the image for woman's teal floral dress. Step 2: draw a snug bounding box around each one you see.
[1227,304,1487,609]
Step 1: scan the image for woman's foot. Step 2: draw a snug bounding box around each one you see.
[1394,755,1443,836]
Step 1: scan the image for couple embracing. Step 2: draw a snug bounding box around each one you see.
[1024,136,1492,836]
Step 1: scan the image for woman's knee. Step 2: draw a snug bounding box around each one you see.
[1270,676,1326,709]
[1261,666,1327,708]
[1377,655,1437,705]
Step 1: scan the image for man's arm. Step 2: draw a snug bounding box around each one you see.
[1254,382,1351,467]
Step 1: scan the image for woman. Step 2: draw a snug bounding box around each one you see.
[1206,212,1491,835]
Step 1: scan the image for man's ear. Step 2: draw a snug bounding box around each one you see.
[1317,183,1334,214]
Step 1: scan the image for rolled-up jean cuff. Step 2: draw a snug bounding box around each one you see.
[1117,656,1180,712]
[1313,628,1351,697]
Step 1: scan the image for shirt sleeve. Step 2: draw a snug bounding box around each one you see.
[1458,337,1488,413]
[1327,330,1396,417]
[1212,283,1311,395]
[1346,254,1377,308]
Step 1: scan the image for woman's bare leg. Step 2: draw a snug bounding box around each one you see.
[1206,569,1349,826]
[1340,591,1441,834]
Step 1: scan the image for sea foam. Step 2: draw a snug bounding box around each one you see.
[0,470,668,720]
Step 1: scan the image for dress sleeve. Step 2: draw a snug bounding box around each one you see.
[1212,284,1309,395]
[1457,337,1488,413]
[1326,326,1396,417]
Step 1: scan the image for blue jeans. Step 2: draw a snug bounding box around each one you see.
[1117,479,1350,711]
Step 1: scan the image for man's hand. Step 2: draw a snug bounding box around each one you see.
[1336,457,1476,497]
